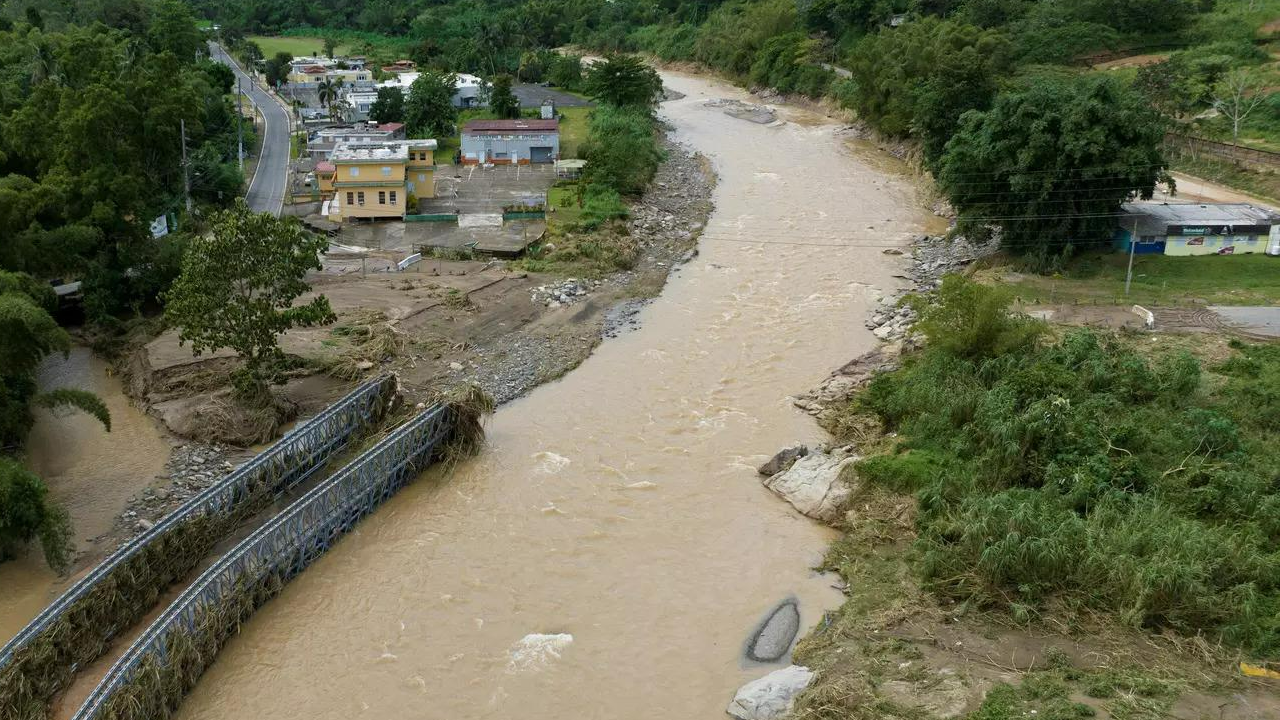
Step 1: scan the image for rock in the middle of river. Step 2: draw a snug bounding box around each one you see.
[747,599,801,662]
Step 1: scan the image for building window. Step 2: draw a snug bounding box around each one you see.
[381,166,391,176]
[346,192,354,205]
[418,174,426,181]
[378,191,386,204]
[390,191,397,205]
[357,191,365,205]
[349,167,359,177]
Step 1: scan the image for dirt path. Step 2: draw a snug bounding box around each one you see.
[1159,171,1280,209]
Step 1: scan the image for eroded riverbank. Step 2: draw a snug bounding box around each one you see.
[172,69,935,719]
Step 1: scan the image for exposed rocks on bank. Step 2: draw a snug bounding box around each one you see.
[864,233,1000,344]
[531,278,601,308]
[727,665,816,720]
[456,133,715,405]
[114,442,237,540]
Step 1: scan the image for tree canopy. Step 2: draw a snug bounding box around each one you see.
[369,86,406,123]
[937,74,1169,255]
[404,71,459,138]
[487,74,521,119]
[584,54,663,108]
[163,200,335,402]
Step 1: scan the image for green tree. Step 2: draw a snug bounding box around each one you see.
[938,74,1169,255]
[317,76,344,115]
[0,458,73,570]
[264,50,292,87]
[581,106,663,194]
[323,35,337,58]
[163,200,335,404]
[846,16,1008,164]
[548,54,583,90]
[368,86,405,123]
[487,74,521,119]
[404,71,458,137]
[584,54,663,108]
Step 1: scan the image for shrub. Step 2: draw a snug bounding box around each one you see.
[854,277,1280,653]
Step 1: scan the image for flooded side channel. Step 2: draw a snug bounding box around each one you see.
[0,347,170,643]
[177,70,932,720]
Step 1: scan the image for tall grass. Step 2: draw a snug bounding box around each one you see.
[851,276,1280,655]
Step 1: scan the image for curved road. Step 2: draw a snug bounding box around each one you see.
[209,42,289,216]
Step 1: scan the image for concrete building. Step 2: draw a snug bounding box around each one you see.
[325,139,438,221]
[308,122,406,161]
[1117,202,1280,256]
[460,119,560,165]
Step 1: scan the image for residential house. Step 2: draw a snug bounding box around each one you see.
[326,139,438,221]
[406,140,437,207]
[375,71,484,109]
[381,59,418,74]
[1117,202,1280,257]
[460,119,560,165]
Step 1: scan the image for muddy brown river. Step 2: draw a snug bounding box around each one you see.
[168,70,931,719]
[0,347,170,643]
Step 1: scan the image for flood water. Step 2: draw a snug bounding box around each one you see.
[0,347,170,643]
[176,70,931,719]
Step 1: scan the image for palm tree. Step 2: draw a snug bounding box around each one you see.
[317,76,344,117]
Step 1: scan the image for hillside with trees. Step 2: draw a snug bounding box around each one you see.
[206,0,1278,257]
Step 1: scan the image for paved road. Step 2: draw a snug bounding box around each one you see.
[209,42,289,216]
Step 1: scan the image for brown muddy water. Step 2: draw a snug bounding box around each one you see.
[176,70,934,720]
[0,347,170,643]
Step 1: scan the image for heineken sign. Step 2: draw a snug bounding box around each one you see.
[1168,225,1270,236]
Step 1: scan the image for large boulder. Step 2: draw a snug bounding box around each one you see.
[762,448,858,523]
[746,599,800,662]
[727,665,815,720]
[757,445,809,477]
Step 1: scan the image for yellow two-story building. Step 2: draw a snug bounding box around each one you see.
[326,140,437,221]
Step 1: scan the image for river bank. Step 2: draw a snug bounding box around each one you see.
[0,119,714,652]
[166,67,934,720]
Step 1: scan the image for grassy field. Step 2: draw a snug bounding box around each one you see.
[557,106,592,158]
[547,183,584,226]
[247,35,353,58]
[993,251,1280,307]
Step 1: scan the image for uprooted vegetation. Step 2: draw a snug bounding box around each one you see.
[799,276,1280,718]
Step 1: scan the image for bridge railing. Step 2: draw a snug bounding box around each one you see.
[0,376,397,719]
[71,404,456,720]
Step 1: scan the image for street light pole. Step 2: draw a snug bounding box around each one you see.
[1124,216,1138,295]
[180,118,192,212]
[236,78,245,173]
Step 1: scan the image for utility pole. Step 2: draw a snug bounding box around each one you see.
[236,78,245,172]
[180,118,192,213]
[1124,216,1138,295]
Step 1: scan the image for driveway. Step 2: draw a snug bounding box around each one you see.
[513,84,594,108]
[209,42,290,216]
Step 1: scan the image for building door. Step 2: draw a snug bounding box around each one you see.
[530,146,553,163]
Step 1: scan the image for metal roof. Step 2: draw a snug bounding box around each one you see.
[1122,202,1280,235]
[463,119,559,134]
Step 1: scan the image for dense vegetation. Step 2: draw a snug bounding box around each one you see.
[0,0,246,567]
[207,0,1278,254]
[849,277,1280,654]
